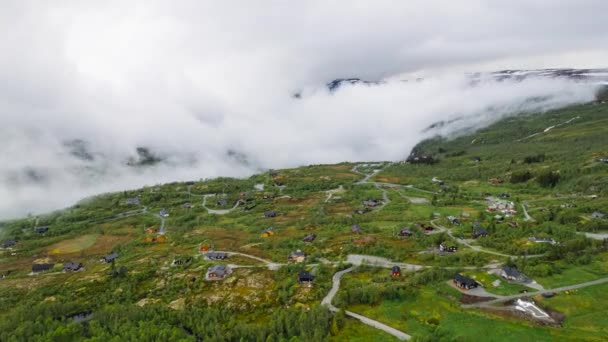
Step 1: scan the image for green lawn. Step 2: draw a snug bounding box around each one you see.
[346,281,608,341]
[331,317,400,342]
[535,258,608,288]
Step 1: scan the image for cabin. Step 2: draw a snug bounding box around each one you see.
[352,224,363,234]
[288,250,306,263]
[72,311,93,323]
[159,209,169,217]
[217,199,228,206]
[171,256,193,266]
[34,226,49,234]
[424,226,435,234]
[101,253,119,263]
[63,262,83,272]
[407,154,436,165]
[0,239,16,249]
[205,252,228,261]
[303,234,316,243]
[363,200,379,208]
[260,227,275,238]
[206,265,231,280]
[439,242,457,253]
[181,202,193,209]
[399,228,412,237]
[264,211,277,218]
[473,228,489,239]
[591,211,606,219]
[298,271,314,286]
[125,197,140,205]
[529,237,556,244]
[453,274,478,290]
[500,266,529,282]
[447,216,461,225]
[391,266,401,277]
[32,263,54,273]
[461,212,471,219]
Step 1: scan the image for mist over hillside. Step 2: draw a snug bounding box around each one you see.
[2,1,608,218]
[1,73,602,219]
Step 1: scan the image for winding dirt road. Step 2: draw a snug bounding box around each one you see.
[322,267,411,340]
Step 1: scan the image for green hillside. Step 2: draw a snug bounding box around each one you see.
[0,102,607,341]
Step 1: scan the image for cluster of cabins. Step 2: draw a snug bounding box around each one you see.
[454,265,530,291]
[21,252,119,276]
[486,197,517,217]
[31,261,84,274]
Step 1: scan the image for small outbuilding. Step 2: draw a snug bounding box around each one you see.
[34,226,49,234]
[303,234,316,243]
[264,211,278,218]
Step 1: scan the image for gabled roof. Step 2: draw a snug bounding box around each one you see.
[303,234,316,242]
[208,264,228,276]
[363,200,379,207]
[32,263,54,272]
[474,228,488,236]
[399,228,412,235]
[0,239,16,248]
[454,273,476,286]
[103,252,119,261]
[501,266,522,278]
[64,262,83,271]
[352,224,362,233]
[34,226,49,233]
[298,271,314,282]
[206,252,228,259]
[126,197,140,205]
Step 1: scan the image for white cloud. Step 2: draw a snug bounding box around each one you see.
[0,1,606,218]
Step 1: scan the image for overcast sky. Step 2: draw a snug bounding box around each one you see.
[1,1,607,218]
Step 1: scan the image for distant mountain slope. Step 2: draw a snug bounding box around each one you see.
[391,100,608,194]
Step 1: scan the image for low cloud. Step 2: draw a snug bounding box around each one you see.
[0,1,606,218]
